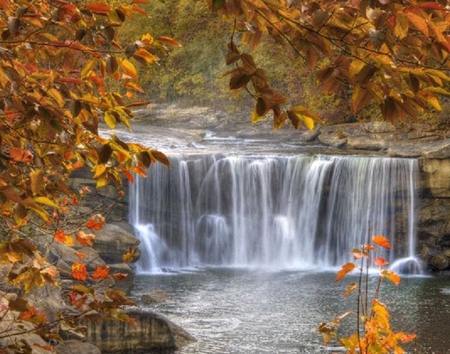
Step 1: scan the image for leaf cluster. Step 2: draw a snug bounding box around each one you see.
[319,235,416,353]
[209,0,450,126]
[0,0,177,352]
[0,0,174,228]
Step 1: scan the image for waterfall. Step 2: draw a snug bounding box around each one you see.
[129,154,419,273]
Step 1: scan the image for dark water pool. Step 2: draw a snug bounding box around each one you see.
[131,269,450,354]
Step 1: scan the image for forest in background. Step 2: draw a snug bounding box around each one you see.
[120,0,449,127]
[120,0,355,124]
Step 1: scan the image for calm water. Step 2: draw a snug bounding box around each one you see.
[131,269,450,354]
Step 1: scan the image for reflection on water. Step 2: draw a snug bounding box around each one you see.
[131,269,450,354]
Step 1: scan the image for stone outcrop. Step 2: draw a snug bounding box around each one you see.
[56,340,101,354]
[91,223,141,264]
[83,309,195,353]
[141,289,171,304]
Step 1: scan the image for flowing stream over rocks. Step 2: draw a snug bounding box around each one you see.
[129,154,419,273]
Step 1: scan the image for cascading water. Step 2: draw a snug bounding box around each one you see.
[129,154,419,273]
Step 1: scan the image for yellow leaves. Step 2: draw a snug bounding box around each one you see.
[122,248,135,263]
[104,110,117,129]
[404,6,429,36]
[133,48,159,65]
[287,106,320,130]
[120,59,138,79]
[81,59,97,78]
[34,196,59,209]
[93,163,107,178]
[322,235,414,353]
[30,170,44,195]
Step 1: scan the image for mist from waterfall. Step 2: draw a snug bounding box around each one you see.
[129,154,419,274]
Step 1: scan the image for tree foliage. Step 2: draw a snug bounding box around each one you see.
[319,236,416,353]
[0,0,177,351]
[208,0,450,128]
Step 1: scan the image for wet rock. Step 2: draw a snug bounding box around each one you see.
[141,289,171,304]
[92,223,140,264]
[421,159,450,197]
[56,340,101,354]
[108,263,134,294]
[429,254,450,270]
[84,309,195,353]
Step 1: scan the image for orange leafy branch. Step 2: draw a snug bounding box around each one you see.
[319,235,416,353]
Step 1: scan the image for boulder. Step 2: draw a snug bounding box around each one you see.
[141,289,171,304]
[429,254,450,270]
[108,263,135,294]
[92,224,140,264]
[56,340,101,354]
[49,243,106,273]
[84,309,195,353]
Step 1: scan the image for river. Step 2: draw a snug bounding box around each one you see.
[131,269,450,353]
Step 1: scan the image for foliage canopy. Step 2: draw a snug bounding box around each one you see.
[208,0,450,128]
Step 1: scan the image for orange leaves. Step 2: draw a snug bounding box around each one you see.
[372,235,391,250]
[321,234,414,353]
[54,230,74,246]
[336,262,356,282]
[9,148,33,163]
[86,214,106,230]
[76,230,95,247]
[85,2,112,15]
[91,265,110,280]
[71,261,88,281]
[381,269,401,286]
[373,257,388,267]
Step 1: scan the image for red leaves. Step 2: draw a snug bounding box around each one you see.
[86,214,106,230]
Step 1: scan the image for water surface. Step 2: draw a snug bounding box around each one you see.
[132,269,450,354]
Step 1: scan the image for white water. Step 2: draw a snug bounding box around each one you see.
[129,154,420,273]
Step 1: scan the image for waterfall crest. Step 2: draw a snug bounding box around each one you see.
[129,154,418,273]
